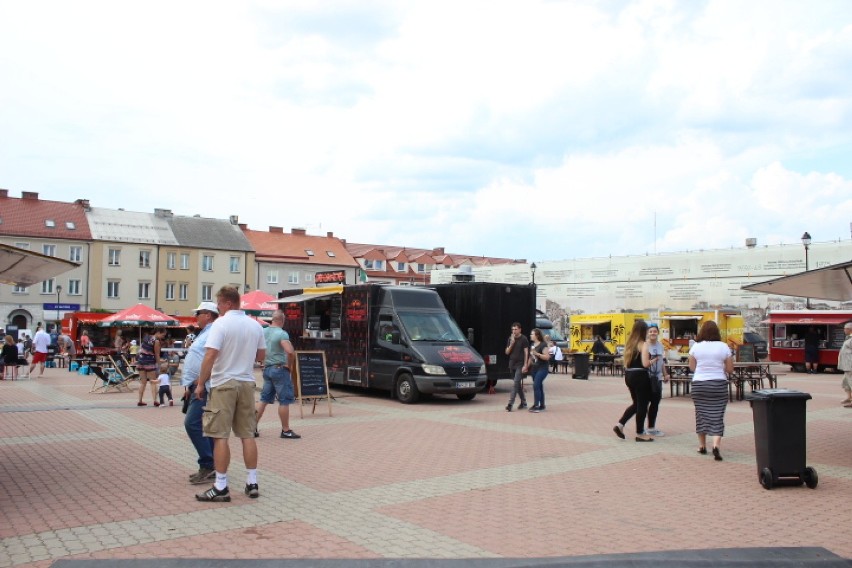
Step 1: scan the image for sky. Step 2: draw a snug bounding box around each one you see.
[2,0,851,262]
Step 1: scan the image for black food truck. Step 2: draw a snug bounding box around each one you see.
[432,282,536,386]
[277,284,487,403]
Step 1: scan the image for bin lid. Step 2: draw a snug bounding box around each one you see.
[747,388,812,401]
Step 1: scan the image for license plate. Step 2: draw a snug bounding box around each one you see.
[456,381,475,389]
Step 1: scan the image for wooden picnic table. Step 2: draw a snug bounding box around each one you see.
[665,362,780,401]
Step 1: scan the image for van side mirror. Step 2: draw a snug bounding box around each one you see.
[390,330,401,344]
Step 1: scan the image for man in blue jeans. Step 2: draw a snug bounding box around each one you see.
[255,310,300,439]
[182,302,218,484]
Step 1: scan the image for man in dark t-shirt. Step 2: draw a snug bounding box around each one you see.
[804,327,821,374]
[505,322,530,411]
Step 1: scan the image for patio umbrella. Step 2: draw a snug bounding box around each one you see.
[99,304,179,327]
[742,260,852,302]
[240,290,276,317]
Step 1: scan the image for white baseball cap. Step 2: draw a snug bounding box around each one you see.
[193,301,219,315]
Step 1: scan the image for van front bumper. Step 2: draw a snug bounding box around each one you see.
[413,375,487,395]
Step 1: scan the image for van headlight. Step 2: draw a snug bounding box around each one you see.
[422,364,446,375]
[479,365,486,375]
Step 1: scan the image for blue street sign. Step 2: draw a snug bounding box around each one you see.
[43,303,81,311]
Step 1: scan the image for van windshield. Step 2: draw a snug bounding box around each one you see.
[399,311,466,342]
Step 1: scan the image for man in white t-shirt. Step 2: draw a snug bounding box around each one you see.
[29,326,52,377]
[194,286,265,502]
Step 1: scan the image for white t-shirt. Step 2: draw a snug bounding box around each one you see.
[205,310,265,388]
[689,341,732,382]
[33,330,51,354]
[158,373,171,387]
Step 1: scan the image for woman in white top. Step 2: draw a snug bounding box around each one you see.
[688,320,734,461]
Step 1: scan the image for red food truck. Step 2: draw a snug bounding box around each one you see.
[765,310,852,372]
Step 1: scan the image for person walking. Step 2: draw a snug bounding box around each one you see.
[255,310,301,439]
[527,328,550,413]
[645,323,669,436]
[29,326,51,377]
[157,363,174,406]
[136,329,165,406]
[838,322,852,408]
[505,322,529,411]
[613,320,654,442]
[689,320,734,461]
[181,302,218,485]
[194,286,265,502]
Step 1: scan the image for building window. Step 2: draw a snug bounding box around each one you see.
[139,250,151,268]
[202,255,213,272]
[66,221,76,230]
[13,284,27,294]
[42,244,56,257]
[138,282,151,299]
[68,279,81,295]
[229,256,240,273]
[305,273,313,282]
[14,242,29,250]
[179,283,188,301]
[180,253,190,270]
[167,252,176,269]
[288,272,299,284]
[327,251,336,257]
[108,248,121,266]
[165,283,175,300]
[45,219,55,228]
[69,246,82,262]
[397,262,405,271]
[267,270,279,284]
[417,263,426,273]
[41,279,55,294]
[364,259,383,270]
[201,284,213,301]
[107,280,120,299]
[305,249,314,257]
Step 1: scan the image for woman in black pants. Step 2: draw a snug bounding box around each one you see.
[613,320,654,442]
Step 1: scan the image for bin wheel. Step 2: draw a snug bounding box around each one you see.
[760,468,774,490]
[802,467,818,489]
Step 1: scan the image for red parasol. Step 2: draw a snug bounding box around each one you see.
[240,290,277,317]
[100,304,179,327]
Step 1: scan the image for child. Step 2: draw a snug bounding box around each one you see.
[157,363,174,407]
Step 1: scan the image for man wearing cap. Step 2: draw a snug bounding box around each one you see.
[182,301,219,485]
[255,309,300,439]
[194,286,265,502]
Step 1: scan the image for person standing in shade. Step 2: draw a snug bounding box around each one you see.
[689,320,734,461]
[644,323,669,437]
[527,328,550,413]
[505,322,530,411]
[255,310,301,439]
[804,326,821,374]
[613,320,654,442]
[194,286,265,502]
[182,302,218,485]
[838,322,852,408]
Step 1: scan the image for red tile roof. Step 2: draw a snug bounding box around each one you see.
[242,227,358,267]
[0,193,91,240]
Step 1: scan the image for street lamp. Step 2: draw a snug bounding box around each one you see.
[530,262,537,286]
[801,232,811,309]
[55,284,62,332]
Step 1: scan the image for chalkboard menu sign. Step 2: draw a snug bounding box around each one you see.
[828,327,847,350]
[737,344,756,363]
[294,351,332,417]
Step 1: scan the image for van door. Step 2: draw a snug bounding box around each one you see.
[370,313,403,391]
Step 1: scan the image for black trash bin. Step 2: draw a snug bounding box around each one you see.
[747,389,817,490]
[572,352,590,380]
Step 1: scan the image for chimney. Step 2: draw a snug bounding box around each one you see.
[745,238,757,248]
[238,223,247,230]
[292,228,307,236]
[22,191,39,200]
[229,215,239,225]
[154,208,173,218]
[75,198,91,211]
[269,226,284,233]
[432,247,445,255]
[340,239,346,245]
[0,189,8,198]
[326,231,334,238]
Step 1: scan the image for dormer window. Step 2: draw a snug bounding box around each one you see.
[65,221,76,230]
[326,251,336,257]
[45,219,56,228]
[305,249,315,256]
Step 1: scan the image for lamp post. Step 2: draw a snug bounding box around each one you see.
[55,284,62,332]
[530,262,537,286]
[801,232,811,309]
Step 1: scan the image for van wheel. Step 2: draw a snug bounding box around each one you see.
[457,393,476,401]
[396,373,420,404]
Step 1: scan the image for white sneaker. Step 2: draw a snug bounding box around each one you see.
[647,428,665,437]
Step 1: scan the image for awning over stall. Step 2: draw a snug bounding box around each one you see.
[660,315,703,320]
[575,320,612,326]
[742,260,852,302]
[760,314,851,325]
[0,243,79,286]
[274,286,344,304]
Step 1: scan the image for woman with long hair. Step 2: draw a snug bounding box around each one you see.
[689,320,734,461]
[135,328,165,407]
[644,323,669,436]
[527,328,551,412]
[613,320,654,442]
[2,335,19,380]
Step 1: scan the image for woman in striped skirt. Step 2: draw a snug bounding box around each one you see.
[688,320,734,461]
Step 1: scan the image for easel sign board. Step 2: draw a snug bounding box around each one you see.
[294,351,332,417]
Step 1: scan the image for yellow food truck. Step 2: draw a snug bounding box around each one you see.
[658,310,745,361]
[569,313,651,354]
